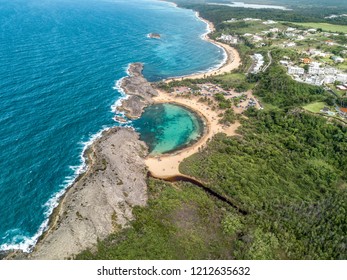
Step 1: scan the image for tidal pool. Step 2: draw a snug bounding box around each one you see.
[134,103,204,155]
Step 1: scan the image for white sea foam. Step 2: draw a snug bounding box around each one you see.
[1,64,137,253]
[110,64,133,126]
[0,127,113,253]
[160,11,227,82]
[196,11,228,73]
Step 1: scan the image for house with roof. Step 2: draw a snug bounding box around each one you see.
[332,56,345,63]
[338,107,347,118]
[288,66,305,75]
[302,58,312,64]
[337,74,347,83]
[324,75,336,84]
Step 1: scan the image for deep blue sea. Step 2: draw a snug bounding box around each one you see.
[0,0,224,252]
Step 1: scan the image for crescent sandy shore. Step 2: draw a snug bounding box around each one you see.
[145,91,241,178]
[163,12,241,82]
[145,14,242,178]
[3,9,242,260]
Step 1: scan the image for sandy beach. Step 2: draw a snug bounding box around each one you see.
[163,12,241,83]
[6,6,242,260]
[145,14,242,178]
[145,90,241,178]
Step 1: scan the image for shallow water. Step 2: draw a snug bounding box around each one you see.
[133,103,204,155]
[0,0,224,252]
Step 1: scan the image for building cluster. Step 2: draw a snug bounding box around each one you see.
[286,61,347,86]
[250,53,265,74]
[217,34,238,44]
[320,106,347,119]
[325,14,347,19]
[336,84,347,91]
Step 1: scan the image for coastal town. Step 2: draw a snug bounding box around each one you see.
[2,0,347,266]
[215,16,347,120]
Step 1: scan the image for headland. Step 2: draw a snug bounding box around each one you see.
[5,6,241,260]
[116,63,158,119]
[7,127,148,260]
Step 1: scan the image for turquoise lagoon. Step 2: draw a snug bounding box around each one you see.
[134,103,204,155]
[0,0,224,252]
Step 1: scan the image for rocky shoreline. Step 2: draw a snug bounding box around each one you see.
[4,62,160,260]
[6,127,149,260]
[117,63,158,119]
[26,63,159,259]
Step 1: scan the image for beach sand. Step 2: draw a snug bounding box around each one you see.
[10,7,241,260]
[163,13,241,83]
[145,90,241,178]
[145,15,242,178]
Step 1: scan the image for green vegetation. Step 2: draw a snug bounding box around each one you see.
[179,4,347,27]
[214,93,232,109]
[75,1,347,260]
[303,102,326,113]
[76,179,238,259]
[289,22,347,33]
[180,110,347,259]
[254,66,327,108]
[156,71,252,93]
[219,109,237,125]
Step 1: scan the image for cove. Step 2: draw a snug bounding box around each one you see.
[133,103,204,155]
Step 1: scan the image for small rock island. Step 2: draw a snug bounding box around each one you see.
[148,33,161,39]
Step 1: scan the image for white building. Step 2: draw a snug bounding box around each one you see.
[253,35,263,42]
[337,74,347,83]
[218,34,238,44]
[286,27,297,32]
[263,20,277,25]
[309,50,329,58]
[305,76,324,86]
[251,53,264,74]
[243,18,261,22]
[308,63,321,75]
[288,66,305,75]
[280,60,289,66]
[325,67,338,75]
[269,28,280,33]
[285,42,296,47]
[332,56,345,63]
[224,18,237,23]
[324,75,336,84]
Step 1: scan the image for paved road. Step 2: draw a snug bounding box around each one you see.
[262,50,272,72]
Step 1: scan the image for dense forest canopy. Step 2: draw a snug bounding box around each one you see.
[77,0,347,260]
[175,0,347,9]
[174,0,347,24]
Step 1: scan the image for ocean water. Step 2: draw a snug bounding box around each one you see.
[0,0,224,252]
[133,103,204,155]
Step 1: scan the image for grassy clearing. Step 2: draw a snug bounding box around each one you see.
[214,72,245,83]
[76,179,239,260]
[221,21,268,35]
[303,102,326,113]
[289,22,347,33]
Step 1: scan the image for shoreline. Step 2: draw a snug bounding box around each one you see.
[163,11,241,82]
[1,2,241,258]
[145,6,242,178]
[28,127,148,259]
[145,90,241,178]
